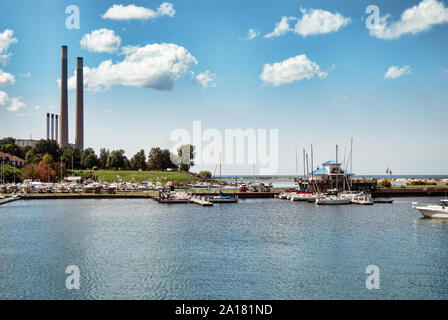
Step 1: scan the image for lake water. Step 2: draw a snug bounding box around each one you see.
[1,197,448,299]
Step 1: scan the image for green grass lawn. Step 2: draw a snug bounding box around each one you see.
[71,170,197,183]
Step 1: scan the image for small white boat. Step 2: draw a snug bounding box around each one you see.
[413,200,448,219]
[315,197,352,205]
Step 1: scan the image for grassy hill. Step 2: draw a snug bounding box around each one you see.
[71,170,197,184]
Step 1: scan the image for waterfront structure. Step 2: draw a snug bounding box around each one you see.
[15,139,37,148]
[75,57,84,151]
[308,161,353,183]
[0,152,26,167]
[59,45,69,148]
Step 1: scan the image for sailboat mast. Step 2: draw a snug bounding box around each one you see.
[295,148,298,178]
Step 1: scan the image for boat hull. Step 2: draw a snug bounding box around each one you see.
[416,207,448,219]
[315,199,351,205]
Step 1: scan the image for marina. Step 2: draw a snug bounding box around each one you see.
[1,196,447,299]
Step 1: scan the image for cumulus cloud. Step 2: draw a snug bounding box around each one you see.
[265,9,349,38]
[0,90,26,111]
[264,17,295,38]
[384,65,412,79]
[64,43,197,92]
[102,2,175,20]
[195,70,217,88]
[0,29,18,65]
[370,0,448,40]
[80,28,121,53]
[0,69,15,87]
[260,54,327,86]
[241,28,260,40]
[294,8,350,36]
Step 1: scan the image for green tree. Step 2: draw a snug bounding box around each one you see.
[26,139,60,164]
[21,164,37,181]
[147,147,163,170]
[130,149,147,170]
[106,149,126,169]
[1,164,22,183]
[80,148,98,169]
[161,149,177,170]
[98,148,109,169]
[61,147,81,171]
[199,170,212,180]
[177,144,195,172]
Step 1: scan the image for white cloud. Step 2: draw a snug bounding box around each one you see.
[242,28,260,40]
[260,54,327,86]
[264,17,294,38]
[294,8,350,37]
[0,69,15,87]
[0,29,18,65]
[195,70,217,88]
[80,28,121,53]
[65,43,198,92]
[34,105,41,110]
[0,90,26,111]
[102,2,175,20]
[384,65,412,79]
[370,0,448,40]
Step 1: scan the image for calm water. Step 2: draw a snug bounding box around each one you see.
[1,197,448,299]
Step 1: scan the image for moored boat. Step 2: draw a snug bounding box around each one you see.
[413,200,448,219]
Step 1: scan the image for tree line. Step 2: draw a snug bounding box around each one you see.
[0,137,196,182]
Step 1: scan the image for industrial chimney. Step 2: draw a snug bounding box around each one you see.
[59,46,69,148]
[51,114,54,140]
[75,57,84,151]
[55,115,59,142]
[46,113,50,139]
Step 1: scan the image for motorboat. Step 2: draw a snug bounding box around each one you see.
[413,200,448,219]
[208,191,238,203]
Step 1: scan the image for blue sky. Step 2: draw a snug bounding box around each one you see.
[1,0,448,175]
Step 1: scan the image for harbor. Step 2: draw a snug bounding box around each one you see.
[1,196,448,299]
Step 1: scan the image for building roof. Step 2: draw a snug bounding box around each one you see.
[309,167,354,175]
[309,167,329,175]
[0,152,26,163]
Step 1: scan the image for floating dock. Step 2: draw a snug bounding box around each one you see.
[190,196,214,206]
[0,196,21,206]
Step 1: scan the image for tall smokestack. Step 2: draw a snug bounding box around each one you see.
[75,57,84,150]
[55,115,59,142]
[51,114,54,140]
[46,113,50,139]
[60,46,69,148]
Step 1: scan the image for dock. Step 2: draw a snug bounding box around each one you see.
[190,196,214,206]
[0,196,21,206]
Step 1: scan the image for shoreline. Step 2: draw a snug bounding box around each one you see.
[2,187,447,201]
